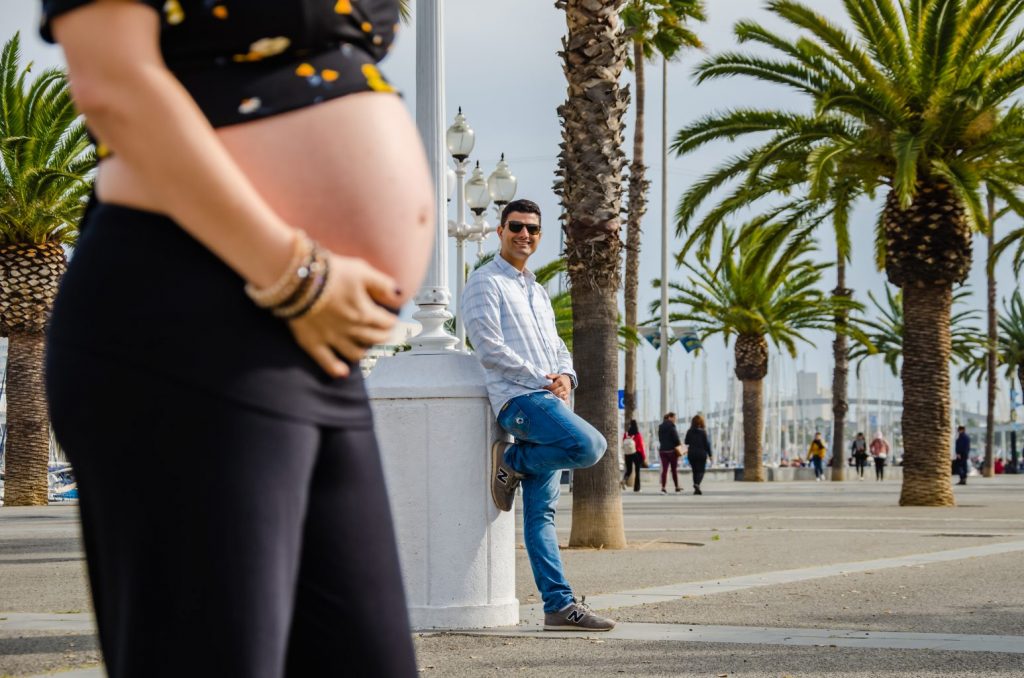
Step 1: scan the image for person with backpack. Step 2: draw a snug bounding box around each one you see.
[620,419,646,492]
[807,432,827,481]
[851,432,869,480]
[870,431,891,481]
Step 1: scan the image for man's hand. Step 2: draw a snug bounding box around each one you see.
[544,373,572,403]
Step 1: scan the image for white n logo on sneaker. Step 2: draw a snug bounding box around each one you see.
[497,468,509,485]
[566,609,585,623]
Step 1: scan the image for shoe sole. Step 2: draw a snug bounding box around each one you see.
[491,440,514,512]
[543,624,615,632]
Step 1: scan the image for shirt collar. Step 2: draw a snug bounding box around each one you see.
[494,254,535,284]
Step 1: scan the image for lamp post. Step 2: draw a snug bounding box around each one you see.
[445,110,517,347]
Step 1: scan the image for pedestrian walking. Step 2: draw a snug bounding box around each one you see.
[851,432,869,480]
[807,432,827,481]
[463,198,615,632]
[684,415,713,495]
[658,412,683,494]
[870,431,890,480]
[621,419,646,492]
[955,425,971,485]
[42,1,426,675]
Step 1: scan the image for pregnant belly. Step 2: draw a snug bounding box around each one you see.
[100,93,435,305]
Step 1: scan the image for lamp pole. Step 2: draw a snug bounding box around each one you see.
[659,56,670,418]
[444,113,517,348]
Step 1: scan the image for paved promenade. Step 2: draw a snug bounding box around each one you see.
[2,476,1022,676]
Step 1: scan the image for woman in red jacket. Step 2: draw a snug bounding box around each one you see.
[621,419,646,492]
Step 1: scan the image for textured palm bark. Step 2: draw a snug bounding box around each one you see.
[899,284,955,507]
[623,39,647,427]
[984,196,996,477]
[735,334,767,482]
[831,258,849,481]
[4,330,51,506]
[556,0,628,549]
[741,379,765,482]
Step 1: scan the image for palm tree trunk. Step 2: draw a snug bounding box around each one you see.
[623,40,647,428]
[3,329,50,506]
[899,284,955,506]
[831,255,849,481]
[568,280,626,547]
[984,192,996,478]
[557,0,629,549]
[741,378,765,481]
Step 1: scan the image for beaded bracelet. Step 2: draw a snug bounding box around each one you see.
[273,248,330,320]
[244,230,313,309]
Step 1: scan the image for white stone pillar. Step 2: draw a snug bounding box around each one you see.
[369,354,518,629]
[367,0,518,630]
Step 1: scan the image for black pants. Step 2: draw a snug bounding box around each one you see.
[957,456,969,482]
[623,453,642,491]
[854,456,867,477]
[45,200,416,677]
[688,453,707,488]
[874,457,886,480]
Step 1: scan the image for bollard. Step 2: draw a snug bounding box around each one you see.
[367,351,519,630]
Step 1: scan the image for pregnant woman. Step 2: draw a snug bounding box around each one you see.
[42,1,431,675]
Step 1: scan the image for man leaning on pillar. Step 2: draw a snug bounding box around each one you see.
[461,198,615,632]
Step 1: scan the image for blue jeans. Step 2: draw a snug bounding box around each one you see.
[497,391,606,613]
[811,456,823,478]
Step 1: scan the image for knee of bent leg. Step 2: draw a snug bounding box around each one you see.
[574,427,606,468]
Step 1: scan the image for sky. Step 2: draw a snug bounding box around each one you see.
[4,0,1021,425]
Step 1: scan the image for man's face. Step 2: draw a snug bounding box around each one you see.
[498,210,542,263]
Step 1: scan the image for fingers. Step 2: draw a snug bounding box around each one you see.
[362,264,403,310]
[306,342,350,379]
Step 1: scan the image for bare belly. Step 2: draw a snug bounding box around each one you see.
[95,92,435,304]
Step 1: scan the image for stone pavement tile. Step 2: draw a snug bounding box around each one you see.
[613,550,1024,637]
[413,635,1024,677]
[0,630,99,678]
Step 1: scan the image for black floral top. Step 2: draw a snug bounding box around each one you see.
[41,0,399,155]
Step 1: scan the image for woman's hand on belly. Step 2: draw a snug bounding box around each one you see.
[288,253,402,378]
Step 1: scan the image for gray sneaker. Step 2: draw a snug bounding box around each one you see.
[491,440,524,512]
[543,597,616,631]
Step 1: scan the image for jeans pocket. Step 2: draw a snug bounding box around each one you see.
[499,403,531,440]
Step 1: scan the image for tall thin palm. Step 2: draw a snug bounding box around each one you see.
[961,288,1024,405]
[555,0,630,548]
[619,0,705,429]
[656,223,862,481]
[0,33,94,506]
[671,0,1024,506]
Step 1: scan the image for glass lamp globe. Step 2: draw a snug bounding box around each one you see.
[487,153,517,204]
[445,107,475,161]
[445,168,457,202]
[465,162,491,213]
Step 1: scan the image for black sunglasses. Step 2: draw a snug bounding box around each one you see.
[505,221,541,235]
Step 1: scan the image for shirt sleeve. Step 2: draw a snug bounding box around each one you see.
[40,0,163,43]
[463,275,551,389]
[536,285,577,388]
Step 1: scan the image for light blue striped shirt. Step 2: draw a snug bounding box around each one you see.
[462,255,577,415]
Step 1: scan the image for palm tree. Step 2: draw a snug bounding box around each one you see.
[554,0,629,549]
[0,33,94,506]
[619,0,705,431]
[961,288,1024,412]
[670,0,1024,506]
[850,286,985,378]
[658,223,861,481]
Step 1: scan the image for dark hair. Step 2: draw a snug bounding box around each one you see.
[958,425,966,431]
[627,419,639,436]
[664,412,675,420]
[691,414,705,429]
[857,432,865,437]
[501,199,542,225]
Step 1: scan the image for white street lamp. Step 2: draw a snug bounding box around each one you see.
[445,111,514,348]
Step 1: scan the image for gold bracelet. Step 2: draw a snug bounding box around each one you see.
[244,231,313,309]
